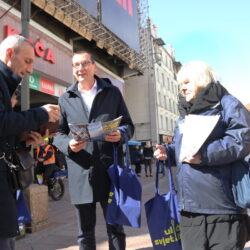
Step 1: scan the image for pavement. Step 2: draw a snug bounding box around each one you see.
[15,170,250,250]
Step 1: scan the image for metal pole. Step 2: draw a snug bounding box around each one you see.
[21,0,31,111]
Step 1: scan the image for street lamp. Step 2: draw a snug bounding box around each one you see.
[21,0,30,110]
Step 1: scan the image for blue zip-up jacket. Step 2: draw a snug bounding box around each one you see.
[167,94,250,214]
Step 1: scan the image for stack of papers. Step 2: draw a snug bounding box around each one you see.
[179,115,220,162]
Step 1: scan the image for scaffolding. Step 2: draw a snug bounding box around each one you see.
[31,0,150,74]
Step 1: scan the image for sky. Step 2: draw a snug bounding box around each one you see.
[148,0,250,105]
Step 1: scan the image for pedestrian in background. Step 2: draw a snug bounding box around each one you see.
[154,61,250,250]
[143,142,153,177]
[53,51,134,250]
[35,138,58,184]
[132,145,143,177]
[0,34,60,250]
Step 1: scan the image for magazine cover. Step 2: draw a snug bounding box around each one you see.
[69,116,123,141]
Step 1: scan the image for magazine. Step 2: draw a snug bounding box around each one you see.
[69,116,123,141]
[179,114,220,162]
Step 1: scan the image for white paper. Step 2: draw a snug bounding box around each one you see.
[179,115,220,162]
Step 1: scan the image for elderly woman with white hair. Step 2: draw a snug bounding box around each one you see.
[154,61,250,250]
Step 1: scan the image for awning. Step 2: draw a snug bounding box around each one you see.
[128,141,141,146]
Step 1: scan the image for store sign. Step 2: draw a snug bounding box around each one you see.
[29,75,40,91]
[40,78,55,95]
[29,74,66,97]
[5,25,55,64]
[55,84,66,97]
[101,0,140,52]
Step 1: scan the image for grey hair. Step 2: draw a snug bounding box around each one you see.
[0,34,34,55]
[177,61,218,88]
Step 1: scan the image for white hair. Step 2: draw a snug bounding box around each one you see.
[177,61,218,88]
[0,34,33,56]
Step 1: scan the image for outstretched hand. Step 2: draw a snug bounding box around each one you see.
[25,131,47,147]
[154,145,167,161]
[69,139,87,153]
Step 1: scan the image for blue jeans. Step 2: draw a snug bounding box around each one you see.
[75,200,126,250]
[0,237,15,250]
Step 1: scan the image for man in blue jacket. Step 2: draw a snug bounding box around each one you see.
[53,52,134,250]
[155,61,250,250]
[0,35,60,250]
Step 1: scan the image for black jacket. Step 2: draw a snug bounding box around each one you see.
[0,61,49,237]
[53,76,134,204]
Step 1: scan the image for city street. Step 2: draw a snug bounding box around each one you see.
[16,171,250,250]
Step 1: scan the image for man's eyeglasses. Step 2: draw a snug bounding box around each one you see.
[72,61,92,69]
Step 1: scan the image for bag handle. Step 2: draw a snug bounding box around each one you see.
[113,132,130,168]
[155,151,176,195]
[166,154,176,192]
[155,160,161,195]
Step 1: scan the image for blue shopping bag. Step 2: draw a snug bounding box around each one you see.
[231,160,250,208]
[106,136,142,228]
[16,190,32,226]
[144,159,182,249]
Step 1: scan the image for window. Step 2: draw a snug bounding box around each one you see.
[160,115,163,129]
[165,117,168,130]
[162,73,165,86]
[164,96,167,108]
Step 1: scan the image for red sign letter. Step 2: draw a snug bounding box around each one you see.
[116,0,133,16]
[5,25,19,37]
[35,39,45,58]
[45,48,55,64]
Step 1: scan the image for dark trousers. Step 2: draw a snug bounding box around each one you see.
[75,200,126,250]
[0,237,15,250]
[134,163,141,175]
[144,159,152,175]
[180,212,248,250]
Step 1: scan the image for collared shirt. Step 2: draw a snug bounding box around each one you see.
[78,80,97,112]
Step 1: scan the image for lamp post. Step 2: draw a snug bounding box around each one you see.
[21,0,31,111]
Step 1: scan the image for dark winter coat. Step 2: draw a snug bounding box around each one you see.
[0,61,49,237]
[53,76,134,204]
[167,82,250,215]
[132,148,143,164]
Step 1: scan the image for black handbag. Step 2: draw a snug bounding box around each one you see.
[1,149,35,192]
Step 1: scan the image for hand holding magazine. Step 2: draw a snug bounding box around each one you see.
[69,116,122,141]
[179,115,220,162]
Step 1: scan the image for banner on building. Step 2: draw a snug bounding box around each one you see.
[101,0,140,52]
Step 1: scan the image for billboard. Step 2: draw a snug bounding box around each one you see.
[75,0,98,18]
[101,0,140,52]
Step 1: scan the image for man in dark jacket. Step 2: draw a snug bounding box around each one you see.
[53,52,134,250]
[0,35,60,250]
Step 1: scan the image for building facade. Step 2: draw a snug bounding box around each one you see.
[125,20,180,145]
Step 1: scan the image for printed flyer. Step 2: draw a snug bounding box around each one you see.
[69,116,122,141]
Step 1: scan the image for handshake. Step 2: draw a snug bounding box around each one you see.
[42,104,60,123]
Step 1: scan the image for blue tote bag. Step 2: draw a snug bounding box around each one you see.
[16,190,32,226]
[144,159,182,249]
[106,136,142,228]
[231,160,250,208]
